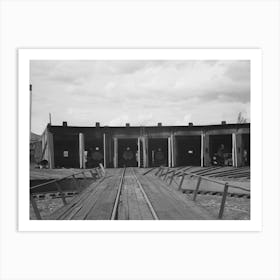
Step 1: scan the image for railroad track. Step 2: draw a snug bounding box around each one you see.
[111,168,159,220]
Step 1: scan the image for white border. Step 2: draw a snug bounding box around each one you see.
[18,48,262,231]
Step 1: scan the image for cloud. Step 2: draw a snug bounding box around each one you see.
[30,60,250,134]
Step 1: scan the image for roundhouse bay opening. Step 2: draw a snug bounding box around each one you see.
[148,138,168,167]
[53,134,79,168]
[85,134,104,168]
[176,135,201,166]
[118,138,138,167]
[242,133,250,166]
[209,134,232,166]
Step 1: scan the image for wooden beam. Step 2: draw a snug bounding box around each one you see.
[178,174,185,191]
[99,163,105,175]
[193,177,202,201]
[218,183,229,219]
[168,170,176,185]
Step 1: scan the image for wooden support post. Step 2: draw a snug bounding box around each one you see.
[94,168,99,178]
[218,183,229,219]
[99,163,105,176]
[89,170,96,179]
[159,167,164,177]
[193,176,202,201]
[168,170,176,185]
[79,133,85,169]
[155,166,162,176]
[178,174,185,191]
[164,167,170,181]
[103,133,107,168]
[142,168,155,176]
[113,138,118,168]
[82,171,87,180]
[55,181,67,205]
[72,175,81,193]
[30,193,42,220]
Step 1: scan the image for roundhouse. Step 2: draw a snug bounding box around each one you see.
[41,121,250,169]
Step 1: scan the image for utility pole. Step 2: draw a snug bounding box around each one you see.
[30,84,32,137]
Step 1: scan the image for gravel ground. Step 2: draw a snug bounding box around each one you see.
[185,194,250,220]
[31,193,250,220]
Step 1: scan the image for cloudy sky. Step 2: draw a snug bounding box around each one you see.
[30,60,250,134]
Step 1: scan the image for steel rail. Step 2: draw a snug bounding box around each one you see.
[132,168,159,220]
[110,168,126,220]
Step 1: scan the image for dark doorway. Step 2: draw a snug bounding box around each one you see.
[85,139,104,168]
[148,138,168,167]
[53,134,79,168]
[176,136,201,166]
[209,134,232,166]
[242,134,250,166]
[118,138,138,167]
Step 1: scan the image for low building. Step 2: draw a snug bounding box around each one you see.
[41,121,250,168]
[30,132,42,165]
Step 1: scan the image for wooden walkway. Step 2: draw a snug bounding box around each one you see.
[48,168,214,220]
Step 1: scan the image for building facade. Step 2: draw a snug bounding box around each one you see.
[41,122,250,169]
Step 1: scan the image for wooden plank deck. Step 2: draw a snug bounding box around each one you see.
[49,170,123,220]
[48,168,215,220]
[143,167,250,195]
[134,169,214,220]
[118,168,154,220]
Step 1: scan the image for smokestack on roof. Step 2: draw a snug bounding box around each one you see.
[62,121,67,127]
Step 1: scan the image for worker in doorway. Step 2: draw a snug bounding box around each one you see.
[243,149,248,166]
[155,147,165,166]
[216,144,225,165]
[123,147,134,167]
